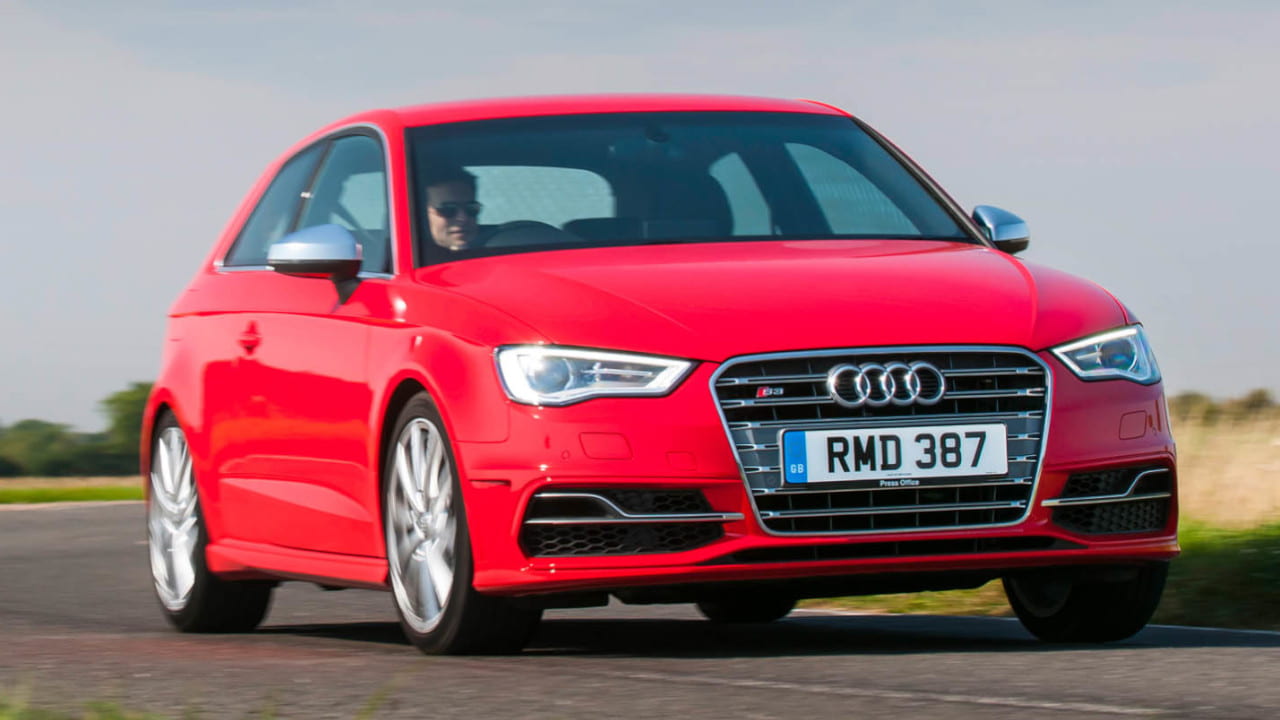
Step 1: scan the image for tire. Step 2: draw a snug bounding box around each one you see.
[697,593,797,624]
[147,414,272,632]
[1003,563,1168,643]
[384,393,542,654]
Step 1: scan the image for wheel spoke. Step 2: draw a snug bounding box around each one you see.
[417,554,441,619]
[150,473,181,516]
[424,539,453,607]
[397,529,421,569]
[149,522,170,587]
[165,432,184,494]
[170,531,195,599]
[441,514,456,556]
[410,425,426,496]
[175,446,194,507]
[426,430,444,504]
[395,443,425,515]
[155,436,173,495]
[174,514,198,538]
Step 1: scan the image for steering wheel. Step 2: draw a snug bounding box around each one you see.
[481,221,567,248]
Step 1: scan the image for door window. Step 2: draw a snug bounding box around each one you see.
[224,145,324,267]
[296,135,391,273]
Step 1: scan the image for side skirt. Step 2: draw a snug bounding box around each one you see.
[207,538,388,590]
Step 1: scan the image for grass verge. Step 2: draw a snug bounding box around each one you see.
[1154,522,1280,630]
[0,485,143,504]
[806,522,1280,632]
[0,697,160,719]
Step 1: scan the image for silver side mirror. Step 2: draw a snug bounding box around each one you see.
[268,224,363,279]
[972,206,1030,254]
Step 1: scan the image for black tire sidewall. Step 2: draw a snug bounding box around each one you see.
[697,593,797,623]
[1004,563,1168,643]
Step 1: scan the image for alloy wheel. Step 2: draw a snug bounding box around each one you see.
[148,426,199,611]
[387,417,457,633]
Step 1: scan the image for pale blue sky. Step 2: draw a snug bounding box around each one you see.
[2,0,1277,430]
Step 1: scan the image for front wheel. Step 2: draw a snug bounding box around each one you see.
[1003,563,1168,643]
[384,394,541,654]
[148,414,272,632]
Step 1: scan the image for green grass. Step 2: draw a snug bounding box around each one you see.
[807,522,1280,632]
[0,697,161,719]
[801,579,1012,617]
[0,485,143,504]
[1154,522,1280,630]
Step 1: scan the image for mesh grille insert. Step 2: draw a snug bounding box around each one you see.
[521,523,723,557]
[520,488,723,557]
[1061,467,1171,498]
[1053,499,1169,535]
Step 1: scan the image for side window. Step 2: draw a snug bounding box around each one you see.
[296,135,391,274]
[709,153,772,236]
[785,143,918,235]
[224,145,324,267]
[466,166,613,228]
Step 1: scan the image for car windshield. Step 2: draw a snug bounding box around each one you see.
[408,112,971,265]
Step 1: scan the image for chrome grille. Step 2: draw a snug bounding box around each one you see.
[712,347,1050,535]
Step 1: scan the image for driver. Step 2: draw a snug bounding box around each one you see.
[424,166,483,251]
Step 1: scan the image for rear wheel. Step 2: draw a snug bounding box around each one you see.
[1003,563,1168,643]
[148,414,272,632]
[384,394,541,654]
[697,593,796,624]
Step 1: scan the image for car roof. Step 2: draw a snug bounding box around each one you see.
[323,94,848,134]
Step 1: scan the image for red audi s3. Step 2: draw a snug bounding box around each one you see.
[143,94,1177,653]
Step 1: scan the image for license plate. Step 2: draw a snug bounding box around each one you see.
[780,424,1008,485]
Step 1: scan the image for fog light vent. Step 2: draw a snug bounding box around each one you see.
[519,488,736,557]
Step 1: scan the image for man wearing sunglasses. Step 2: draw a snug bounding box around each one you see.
[424,166,483,251]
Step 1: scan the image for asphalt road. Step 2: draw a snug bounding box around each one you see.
[2,503,1277,719]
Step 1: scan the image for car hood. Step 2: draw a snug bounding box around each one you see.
[414,240,1127,362]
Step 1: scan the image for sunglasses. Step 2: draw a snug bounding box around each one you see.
[431,201,483,219]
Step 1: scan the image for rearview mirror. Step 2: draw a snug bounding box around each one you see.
[972,206,1030,255]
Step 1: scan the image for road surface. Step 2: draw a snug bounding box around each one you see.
[2,502,1277,718]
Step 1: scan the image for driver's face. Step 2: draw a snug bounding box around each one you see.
[426,181,479,251]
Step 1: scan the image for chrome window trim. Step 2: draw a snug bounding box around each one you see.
[708,344,1054,538]
[215,122,400,276]
[214,264,394,281]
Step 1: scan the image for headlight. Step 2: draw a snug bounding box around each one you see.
[496,346,695,406]
[1051,325,1161,384]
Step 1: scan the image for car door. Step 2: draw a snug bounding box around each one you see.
[201,143,325,545]
[218,132,394,556]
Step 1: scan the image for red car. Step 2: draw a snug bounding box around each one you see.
[144,94,1177,654]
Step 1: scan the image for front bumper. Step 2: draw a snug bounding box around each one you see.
[453,357,1177,596]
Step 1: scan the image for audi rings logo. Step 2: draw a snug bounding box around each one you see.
[827,361,946,408]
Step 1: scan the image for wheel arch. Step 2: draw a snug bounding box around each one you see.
[377,378,430,501]
[140,389,182,481]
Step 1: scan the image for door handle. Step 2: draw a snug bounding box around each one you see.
[239,323,261,354]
